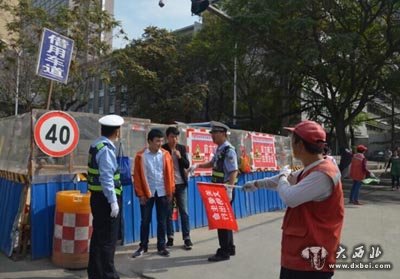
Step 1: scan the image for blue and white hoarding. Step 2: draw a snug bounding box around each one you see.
[36,28,74,84]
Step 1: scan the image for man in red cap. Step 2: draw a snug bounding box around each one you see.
[349,145,370,205]
[243,120,344,279]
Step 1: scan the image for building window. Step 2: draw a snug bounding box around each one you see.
[109,94,115,106]
[109,93,115,113]
[88,99,93,113]
[121,103,127,112]
[99,96,104,108]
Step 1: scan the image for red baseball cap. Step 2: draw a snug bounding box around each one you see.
[284,120,326,145]
[356,145,368,152]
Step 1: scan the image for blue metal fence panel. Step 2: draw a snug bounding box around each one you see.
[0,178,24,257]
[30,181,87,259]
[122,184,134,244]
[28,172,285,257]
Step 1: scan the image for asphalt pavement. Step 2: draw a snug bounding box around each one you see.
[0,180,399,279]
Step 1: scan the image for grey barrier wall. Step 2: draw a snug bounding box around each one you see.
[0,113,32,174]
[28,110,294,177]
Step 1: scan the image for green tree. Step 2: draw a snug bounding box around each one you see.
[183,12,301,132]
[0,0,124,114]
[112,27,206,123]
[223,0,400,150]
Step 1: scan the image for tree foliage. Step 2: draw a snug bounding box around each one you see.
[111,27,207,123]
[221,0,400,149]
[0,0,124,115]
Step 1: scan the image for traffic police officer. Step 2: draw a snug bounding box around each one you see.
[190,121,239,261]
[87,114,124,279]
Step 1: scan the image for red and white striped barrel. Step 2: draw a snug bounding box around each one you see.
[52,191,92,269]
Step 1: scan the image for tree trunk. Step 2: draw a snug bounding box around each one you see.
[335,119,349,152]
[349,125,355,148]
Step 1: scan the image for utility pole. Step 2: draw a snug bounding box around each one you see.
[205,4,238,125]
[233,43,237,126]
[15,50,21,115]
[391,91,395,150]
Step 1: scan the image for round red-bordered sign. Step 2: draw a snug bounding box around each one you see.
[34,111,80,157]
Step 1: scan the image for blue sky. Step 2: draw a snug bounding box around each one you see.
[113,0,200,49]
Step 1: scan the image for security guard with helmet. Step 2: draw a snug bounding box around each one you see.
[190,121,239,261]
[87,114,124,279]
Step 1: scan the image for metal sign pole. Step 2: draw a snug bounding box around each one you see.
[46,80,54,110]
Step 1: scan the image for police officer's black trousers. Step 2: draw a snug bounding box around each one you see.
[217,189,235,255]
[88,192,121,279]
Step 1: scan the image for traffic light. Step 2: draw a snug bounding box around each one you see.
[191,0,209,15]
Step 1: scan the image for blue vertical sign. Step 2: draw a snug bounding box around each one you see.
[36,28,74,84]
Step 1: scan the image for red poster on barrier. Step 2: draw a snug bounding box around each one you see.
[251,133,278,170]
[187,129,217,176]
[197,182,238,231]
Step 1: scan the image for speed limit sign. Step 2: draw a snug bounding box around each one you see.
[34,111,80,157]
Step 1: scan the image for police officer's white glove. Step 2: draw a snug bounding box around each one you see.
[187,164,198,175]
[110,202,119,218]
[279,165,291,179]
[227,188,233,201]
[243,181,258,192]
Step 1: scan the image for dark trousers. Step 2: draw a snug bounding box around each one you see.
[88,192,121,279]
[217,188,235,255]
[167,184,191,240]
[349,180,362,202]
[139,193,170,251]
[392,175,400,188]
[280,267,333,279]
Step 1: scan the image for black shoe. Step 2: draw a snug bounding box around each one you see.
[229,245,236,256]
[208,253,230,262]
[208,249,230,262]
[166,237,174,247]
[132,247,147,258]
[184,239,193,250]
[158,249,170,257]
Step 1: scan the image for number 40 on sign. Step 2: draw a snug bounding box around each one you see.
[34,111,80,157]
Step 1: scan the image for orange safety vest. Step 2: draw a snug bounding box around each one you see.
[349,153,367,181]
[281,159,344,272]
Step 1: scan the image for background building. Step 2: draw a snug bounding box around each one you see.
[32,0,114,48]
[0,0,18,45]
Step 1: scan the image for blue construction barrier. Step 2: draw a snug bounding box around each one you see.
[9,171,285,259]
[30,179,88,259]
[121,171,285,245]
[0,178,24,257]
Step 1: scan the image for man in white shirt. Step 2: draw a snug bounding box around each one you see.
[132,129,175,257]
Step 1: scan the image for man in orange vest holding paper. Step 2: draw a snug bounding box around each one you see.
[243,120,344,279]
[349,145,370,205]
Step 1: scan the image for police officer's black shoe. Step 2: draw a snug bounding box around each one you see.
[208,249,230,262]
[229,245,236,256]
